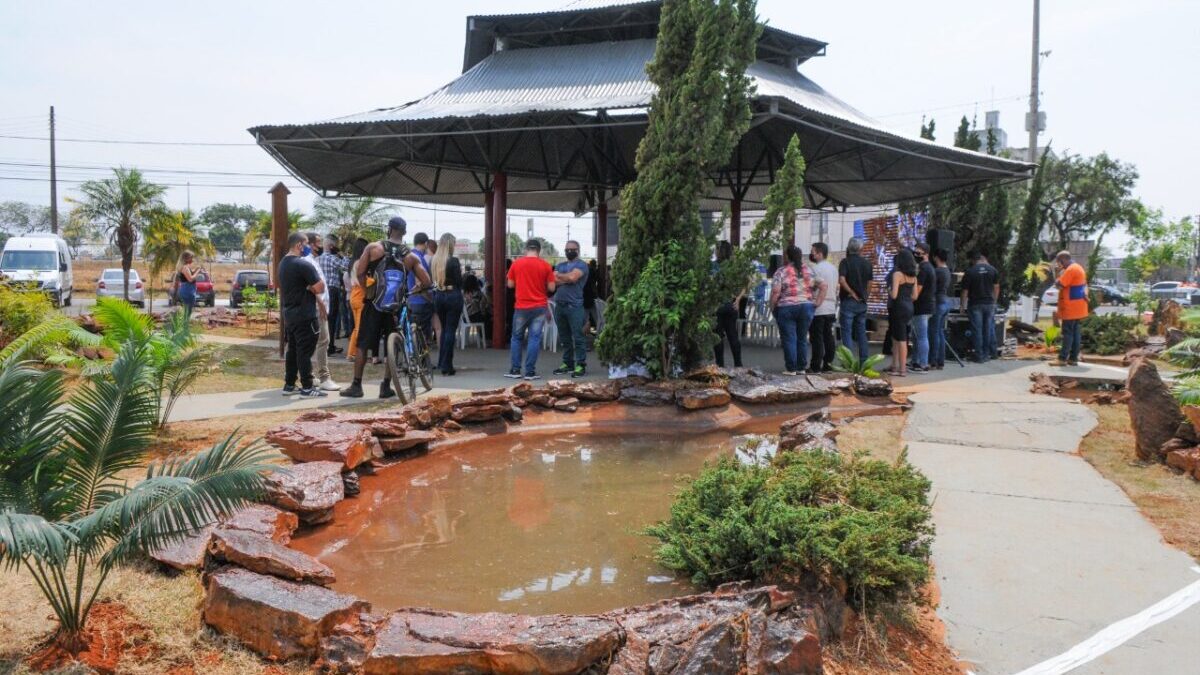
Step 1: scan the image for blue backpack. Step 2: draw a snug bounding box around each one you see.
[371,243,410,314]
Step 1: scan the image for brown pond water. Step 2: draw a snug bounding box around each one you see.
[290,415,806,615]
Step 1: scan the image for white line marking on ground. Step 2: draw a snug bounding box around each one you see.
[1013,568,1200,675]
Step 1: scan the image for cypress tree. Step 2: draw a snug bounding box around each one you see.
[598,0,760,376]
[1005,150,1050,299]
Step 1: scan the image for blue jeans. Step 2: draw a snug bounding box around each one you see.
[409,301,434,347]
[969,304,997,362]
[911,314,931,368]
[178,282,196,316]
[1060,319,1082,363]
[433,289,463,372]
[839,298,869,363]
[510,307,546,375]
[554,303,587,368]
[775,303,815,373]
[929,299,950,367]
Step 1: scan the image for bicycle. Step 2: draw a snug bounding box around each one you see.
[384,295,434,404]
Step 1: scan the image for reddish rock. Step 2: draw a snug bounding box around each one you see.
[683,364,730,385]
[552,397,580,412]
[852,375,893,397]
[607,630,650,675]
[546,379,622,401]
[318,613,380,674]
[209,529,336,585]
[218,504,299,544]
[455,392,513,407]
[1183,405,1200,438]
[451,403,508,423]
[364,609,621,675]
[727,369,832,403]
[1029,371,1061,396]
[1127,358,1184,461]
[1166,446,1200,478]
[297,409,337,422]
[675,387,731,410]
[378,430,437,453]
[441,419,464,431]
[620,385,675,406]
[264,461,345,516]
[778,411,838,453]
[266,420,375,470]
[504,404,524,422]
[203,567,369,661]
[149,525,214,570]
[367,419,409,438]
[510,382,536,398]
[528,393,556,408]
[399,396,453,429]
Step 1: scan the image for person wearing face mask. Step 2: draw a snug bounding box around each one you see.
[910,242,937,373]
[303,233,340,391]
[807,242,839,373]
[552,240,590,378]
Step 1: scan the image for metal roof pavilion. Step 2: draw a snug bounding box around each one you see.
[249,1,1032,214]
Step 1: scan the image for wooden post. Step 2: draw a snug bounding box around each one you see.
[596,200,608,298]
[482,189,494,286]
[490,173,507,348]
[730,198,741,247]
[270,182,290,357]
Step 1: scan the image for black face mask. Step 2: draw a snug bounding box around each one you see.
[808,253,817,263]
[565,250,579,260]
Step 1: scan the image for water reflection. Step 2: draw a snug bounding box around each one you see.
[291,430,745,614]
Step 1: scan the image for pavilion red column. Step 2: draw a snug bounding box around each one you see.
[482,189,493,287]
[730,198,741,247]
[490,173,507,348]
[269,182,290,357]
[596,201,608,298]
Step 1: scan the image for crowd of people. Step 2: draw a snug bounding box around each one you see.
[275,221,1090,396]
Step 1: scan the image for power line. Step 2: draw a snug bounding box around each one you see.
[875,93,1028,119]
[0,159,290,178]
[0,133,254,147]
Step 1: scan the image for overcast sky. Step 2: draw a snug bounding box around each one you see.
[1,0,1196,253]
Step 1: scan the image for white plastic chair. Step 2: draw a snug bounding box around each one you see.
[458,310,485,349]
[594,298,607,335]
[542,300,559,352]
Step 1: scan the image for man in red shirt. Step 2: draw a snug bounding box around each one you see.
[1052,250,1090,367]
[504,239,556,380]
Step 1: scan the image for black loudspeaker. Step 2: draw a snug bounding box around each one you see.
[926,228,955,269]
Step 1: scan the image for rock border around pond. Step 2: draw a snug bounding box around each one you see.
[179,369,895,671]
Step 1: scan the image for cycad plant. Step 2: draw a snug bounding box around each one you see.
[0,340,271,652]
[1043,325,1062,351]
[1165,309,1200,405]
[92,297,216,428]
[833,344,885,378]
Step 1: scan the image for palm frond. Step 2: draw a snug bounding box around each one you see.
[157,344,216,427]
[0,315,95,368]
[1165,337,1200,378]
[58,340,158,516]
[92,297,154,348]
[0,512,74,568]
[0,364,67,516]
[80,433,272,565]
[1173,376,1200,406]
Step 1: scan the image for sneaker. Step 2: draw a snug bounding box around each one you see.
[503,369,523,379]
[327,345,344,355]
[1049,359,1068,367]
[298,388,327,398]
[319,378,341,391]
[339,383,364,398]
[523,372,540,381]
[1067,360,1079,367]
[379,382,395,399]
[281,385,297,395]
[571,365,587,378]
[553,363,573,376]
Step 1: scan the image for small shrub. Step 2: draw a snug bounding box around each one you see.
[645,451,934,607]
[833,344,885,377]
[1043,325,1061,350]
[0,283,54,342]
[1079,314,1139,355]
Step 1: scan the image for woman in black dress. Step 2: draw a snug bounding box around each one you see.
[887,249,921,377]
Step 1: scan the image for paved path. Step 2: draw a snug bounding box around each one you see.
[901,360,1200,674]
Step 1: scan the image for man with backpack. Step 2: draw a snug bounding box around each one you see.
[340,217,433,399]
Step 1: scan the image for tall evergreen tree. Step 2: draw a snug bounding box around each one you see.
[1005,149,1051,300]
[598,0,760,376]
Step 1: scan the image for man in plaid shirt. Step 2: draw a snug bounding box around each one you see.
[318,235,351,355]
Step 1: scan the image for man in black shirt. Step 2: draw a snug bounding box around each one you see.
[838,237,873,362]
[929,249,953,369]
[278,232,326,397]
[911,243,937,372]
[960,253,1001,363]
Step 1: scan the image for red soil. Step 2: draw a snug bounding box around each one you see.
[26,602,155,674]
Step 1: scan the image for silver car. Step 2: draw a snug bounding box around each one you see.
[96,268,145,306]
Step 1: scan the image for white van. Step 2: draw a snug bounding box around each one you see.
[0,233,74,307]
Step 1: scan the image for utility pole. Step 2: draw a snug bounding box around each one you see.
[1026,0,1041,164]
[49,106,58,233]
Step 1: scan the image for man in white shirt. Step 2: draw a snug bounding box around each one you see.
[304,233,340,391]
[808,242,839,372]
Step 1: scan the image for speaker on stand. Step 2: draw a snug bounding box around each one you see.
[926,228,956,269]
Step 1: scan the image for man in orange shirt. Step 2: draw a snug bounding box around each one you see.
[1052,250,1089,367]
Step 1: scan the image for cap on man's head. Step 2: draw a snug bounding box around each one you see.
[387,216,407,235]
[525,238,541,252]
[1056,250,1072,262]
[413,232,429,246]
[915,242,930,254]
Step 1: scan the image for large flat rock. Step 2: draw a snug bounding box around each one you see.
[149,525,214,571]
[726,369,832,404]
[203,567,368,661]
[218,504,299,544]
[266,419,377,469]
[264,461,345,515]
[209,529,335,585]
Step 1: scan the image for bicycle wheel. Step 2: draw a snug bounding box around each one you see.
[408,328,435,399]
[385,332,410,405]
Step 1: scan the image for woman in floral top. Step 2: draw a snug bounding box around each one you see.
[769,244,827,374]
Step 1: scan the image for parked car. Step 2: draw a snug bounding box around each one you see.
[0,233,73,307]
[1041,286,1059,306]
[1150,281,1185,301]
[1090,284,1129,306]
[229,270,272,308]
[96,268,145,307]
[167,270,216,306]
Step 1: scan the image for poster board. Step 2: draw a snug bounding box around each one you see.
[853,212,928,316]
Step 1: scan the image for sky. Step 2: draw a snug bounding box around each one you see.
[1,0,1196,255]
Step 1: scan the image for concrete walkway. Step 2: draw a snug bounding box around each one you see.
[901,360,1200,674]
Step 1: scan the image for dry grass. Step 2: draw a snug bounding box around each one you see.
[1079,403,1200,560]
[191,344,366,395]
[72,260,265,296]
[837,413,907,464]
